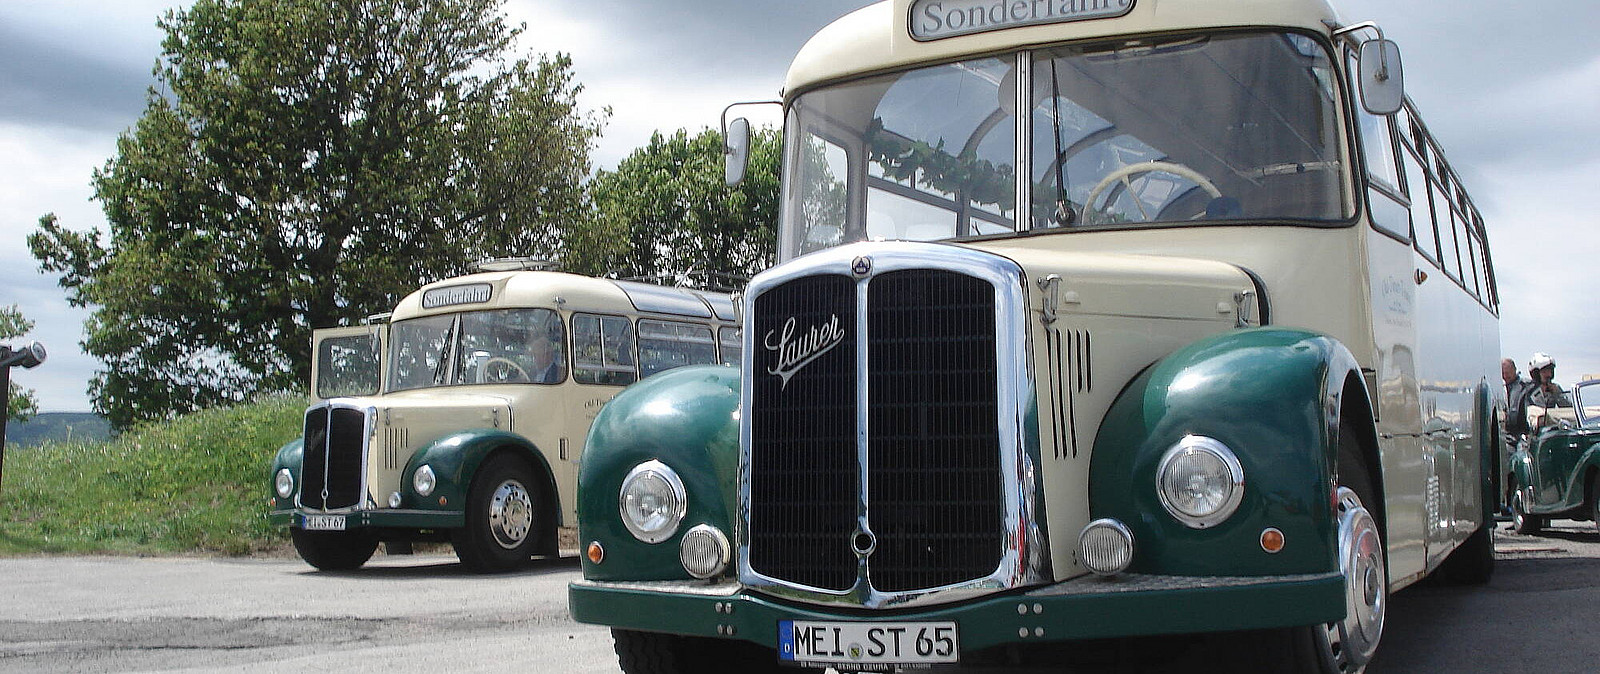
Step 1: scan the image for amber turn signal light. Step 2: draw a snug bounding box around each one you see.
[1260,527,1285,554]
[587,541,605,564]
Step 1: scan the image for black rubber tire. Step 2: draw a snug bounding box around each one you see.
[452,453,547,573]
[1590,474,1600,535]
[1510,490,1543,535]
[1436,521,1494,585]
[612,629,813,674]
[290,528,378,571]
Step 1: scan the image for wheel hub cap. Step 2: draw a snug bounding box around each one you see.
[488,479,533,549]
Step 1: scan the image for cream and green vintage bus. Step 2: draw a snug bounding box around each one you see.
[569,0,1504,671]
[268,261,741,572]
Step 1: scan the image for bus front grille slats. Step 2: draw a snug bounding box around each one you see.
[298,405,367,511]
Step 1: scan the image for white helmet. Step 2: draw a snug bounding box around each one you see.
[1530,352,1555,371]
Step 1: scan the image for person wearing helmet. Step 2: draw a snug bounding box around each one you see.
[1527,352,1572,409]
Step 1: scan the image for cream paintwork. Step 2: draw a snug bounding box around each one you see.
[315,270,736,525]
[785,0,1346,99]
[964,243,1255,575]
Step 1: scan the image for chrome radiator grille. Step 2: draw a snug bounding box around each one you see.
[299,403,369,511]
[746,264,1004,596]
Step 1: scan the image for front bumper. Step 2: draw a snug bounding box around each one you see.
[268,508,464,530]
[570,571,1343,652]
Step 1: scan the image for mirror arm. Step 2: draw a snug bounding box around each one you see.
[1331,21,1389,80]
[720,100,783,154]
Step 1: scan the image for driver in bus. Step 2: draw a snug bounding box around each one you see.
[527,320,566,384]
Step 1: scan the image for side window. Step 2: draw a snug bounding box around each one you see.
[1401,148,1439,262]
[1476,213,1500,308]
[572,313,637,386]
[719,327,743,367]
[1463,226,1483,298]
[1430,179,1463,281]
[638,320,716,378]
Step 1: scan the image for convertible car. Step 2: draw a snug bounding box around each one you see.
[1509,379,1600,534]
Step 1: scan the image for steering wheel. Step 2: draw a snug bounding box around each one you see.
[479,357,530,383]
[1081,160,1223,225]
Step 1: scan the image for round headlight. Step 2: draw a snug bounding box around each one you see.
[679,524,731,579]
[1157,435,1245,528]
[413,464,437,497]
[1079,518,1135,576]
[275,468,295,499]
[619,460,687,544]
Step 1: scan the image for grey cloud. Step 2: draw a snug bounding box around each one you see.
[0,22,154,133]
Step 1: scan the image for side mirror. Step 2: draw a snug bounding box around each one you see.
[724,117,751,188]
[0,341,46,369]
[1357,39,1404,115]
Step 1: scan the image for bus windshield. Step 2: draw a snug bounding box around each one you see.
[780,31,1347,259]
[388,308,566,391]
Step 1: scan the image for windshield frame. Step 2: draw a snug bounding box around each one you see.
[777,27,1358,262]
[386,307,567,393]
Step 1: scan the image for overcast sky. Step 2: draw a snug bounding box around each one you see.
[1,0,1597,412]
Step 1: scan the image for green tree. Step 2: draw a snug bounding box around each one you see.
[568,127,780,291]
[30,0,603,429]
[2,305,40,423]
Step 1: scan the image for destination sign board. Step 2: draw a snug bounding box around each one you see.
[910,0,1134,41]
[422,283,493,309]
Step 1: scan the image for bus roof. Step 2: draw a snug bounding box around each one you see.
[786,0,1345,98]
[390,270,733,323]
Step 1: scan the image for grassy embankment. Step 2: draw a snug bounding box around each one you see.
[0,395,307,556]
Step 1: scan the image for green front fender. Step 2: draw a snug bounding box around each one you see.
[1091,328,1363,577]
[269,438,304,508]
[578,365,742,581]
[401,429,558,520]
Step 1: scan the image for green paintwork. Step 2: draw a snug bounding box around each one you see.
[577,364,742,581]
[569,572,1343,651]
[1090,328,1362,577]
[1511,424,1600,517]
[266,428,556,530]
[401,428,560,523]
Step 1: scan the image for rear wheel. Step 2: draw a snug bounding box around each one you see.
[1590,474,1600,535]
[452,453,549,573]
[612,629,816,674]
[290,528,378,571]
[1510,490,1542,535]
[1436,521,1494,585]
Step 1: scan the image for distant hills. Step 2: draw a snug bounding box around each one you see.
[5,412,112,448]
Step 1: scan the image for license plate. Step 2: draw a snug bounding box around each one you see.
[778,620,958,666]
[302,514,346,531]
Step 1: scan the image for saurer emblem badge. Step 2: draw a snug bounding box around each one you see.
[764,315,845,390]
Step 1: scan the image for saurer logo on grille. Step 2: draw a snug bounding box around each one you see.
[763,315,845,390]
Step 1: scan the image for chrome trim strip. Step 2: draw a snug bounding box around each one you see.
[295,399,375,515]
[739,241,1050,609]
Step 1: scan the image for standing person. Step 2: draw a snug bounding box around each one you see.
[1503,358,1533,438]
[1527,352,1573,409]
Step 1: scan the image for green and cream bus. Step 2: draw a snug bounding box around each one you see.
[570,0,1502,671]
[268,261,741,572]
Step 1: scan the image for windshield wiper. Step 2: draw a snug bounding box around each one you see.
[431,316,458,386]
[1050,59,1077,226]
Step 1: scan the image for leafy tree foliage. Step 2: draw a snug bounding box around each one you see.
[567,127,780,291]
[2,305,40,423]
[29,0,603,428]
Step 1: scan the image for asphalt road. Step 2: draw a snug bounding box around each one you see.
[1,521,1597,673]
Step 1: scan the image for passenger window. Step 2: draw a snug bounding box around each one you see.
[1431,180,1463,280]
[316,334,381,398]
[1401,148,1438,262]
[1463,227,1483,298]
[572,313,637,386]
[719,327,743,367]
[638,320,717,378]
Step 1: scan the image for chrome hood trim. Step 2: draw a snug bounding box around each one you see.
[737,240,1051,609]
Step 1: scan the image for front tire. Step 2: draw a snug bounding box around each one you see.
[291,528,378,571]
[1510,490,1542,535]
[452,453,549,573]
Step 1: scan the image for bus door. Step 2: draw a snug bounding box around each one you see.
[311,324,387,399]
